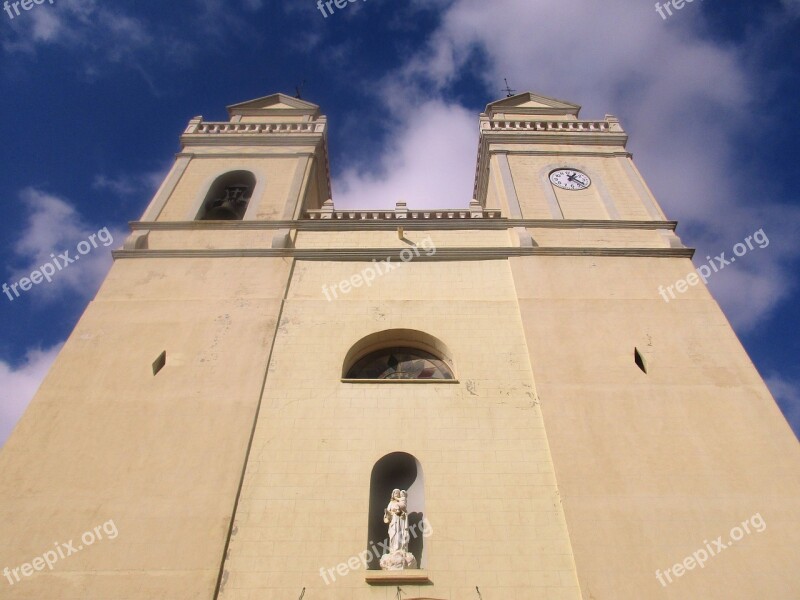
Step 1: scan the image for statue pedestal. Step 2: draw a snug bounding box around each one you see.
[379,550,418,570]
[365,569,430,586]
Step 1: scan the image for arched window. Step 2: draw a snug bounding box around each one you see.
[347,348,453,380]
[367,452,426,570]
[343,329,456,381]
[196,170,256,221]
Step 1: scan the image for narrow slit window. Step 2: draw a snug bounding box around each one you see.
[152,351,166,376]
[634,348,647,374]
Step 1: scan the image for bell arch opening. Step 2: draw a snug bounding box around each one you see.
[367,452,426,570]
[196,170,256,221]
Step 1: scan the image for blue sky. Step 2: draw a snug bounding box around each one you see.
[0,0,798,444]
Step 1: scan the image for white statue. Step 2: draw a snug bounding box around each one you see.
[380,489,417,570]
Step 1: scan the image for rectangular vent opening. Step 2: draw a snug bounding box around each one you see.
[152,351,166,376]
[634,347,647,374]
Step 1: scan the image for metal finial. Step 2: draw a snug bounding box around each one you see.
[502,78,516,97]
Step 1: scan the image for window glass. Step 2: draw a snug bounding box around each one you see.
[347,347,454,380]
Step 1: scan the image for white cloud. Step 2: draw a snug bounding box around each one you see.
[0,344,62,447]
[781,0,800,15]
[29,5,62,42]
[335,100,477,209]
[3,0,152,55]
[93,168,167,198]
[6,188,125,304]
[335,0,800,331]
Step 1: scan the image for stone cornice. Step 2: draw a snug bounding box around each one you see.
[175,151,319,159]
[480,118,628,147]
[112,246,694,261]
[128,219,679,232]
[488,149,632,158]
[180,118,327,148]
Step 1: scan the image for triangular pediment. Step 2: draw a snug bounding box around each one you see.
[227,93,320,118]
[485,92,581,117]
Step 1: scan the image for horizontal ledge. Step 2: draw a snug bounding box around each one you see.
[129,219,678,231]
[485,149,632,158]
[365,570,431,585]
[341,379,460,384]
[480,132,628,146]
[112,247,695,260]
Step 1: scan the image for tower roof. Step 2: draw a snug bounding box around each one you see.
[227,93,321,118]
[485,91,581,117]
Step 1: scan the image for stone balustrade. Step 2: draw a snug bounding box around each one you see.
[483,119,613,132]
[184,120,324,135]
[305,209,502,220]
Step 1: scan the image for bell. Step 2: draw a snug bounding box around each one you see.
[204,202,241,220]
[202,185,250,220]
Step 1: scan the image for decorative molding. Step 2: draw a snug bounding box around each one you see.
[128,218,679,231]
[180,118,327,148]
[175,151,319,159]
[191,122,324,135]
[488,149,632,158]
[122,231,150,250]
[484,119,612,133]
[112,246,695,261]
[658,228,685,248]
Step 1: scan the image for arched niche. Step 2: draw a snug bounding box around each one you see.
[196,170,256,221]
[343,329,455,380]
[367,452,426,570]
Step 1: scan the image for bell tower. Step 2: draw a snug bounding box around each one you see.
[0,93,332,600]
[138,92,330,246]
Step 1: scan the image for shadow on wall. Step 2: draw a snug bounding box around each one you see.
[367,452,425,569]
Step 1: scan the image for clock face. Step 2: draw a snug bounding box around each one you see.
[550,169,591,190]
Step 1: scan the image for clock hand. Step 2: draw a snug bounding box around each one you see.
[568,174,585,187]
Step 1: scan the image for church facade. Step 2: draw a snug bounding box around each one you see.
[0,92,798,599]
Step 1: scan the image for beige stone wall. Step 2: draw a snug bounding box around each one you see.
[528,228,670,249]
[507,154,657,221]
[553,186,609,219]
[0,257,291,599]
[220,257,582,600]
[293,229,510,250]
[510,255,800,599]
